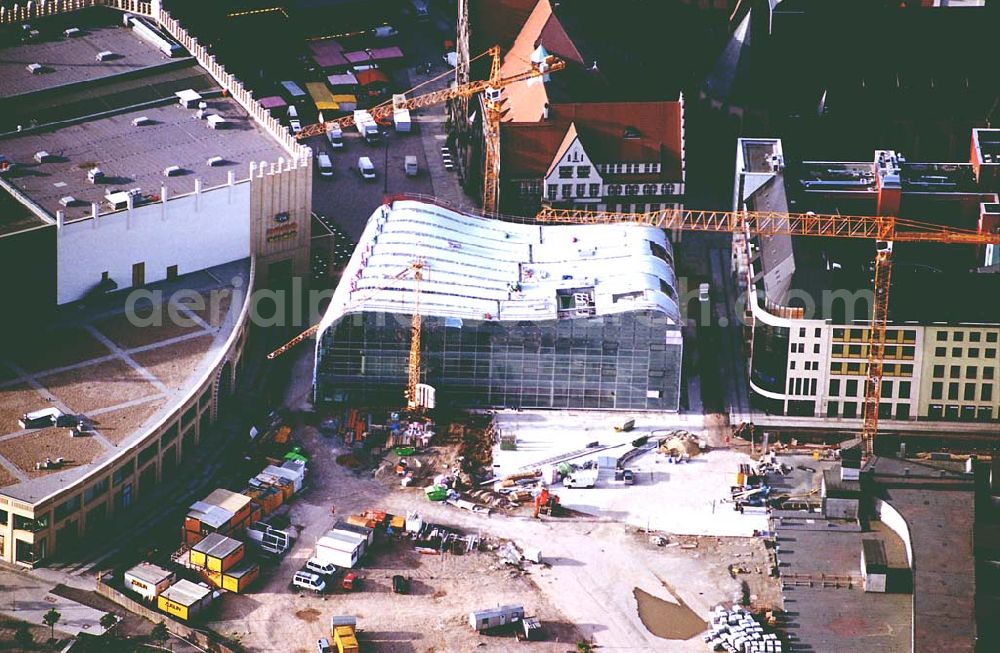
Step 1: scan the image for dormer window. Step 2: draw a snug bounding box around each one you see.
[623,126,641,140]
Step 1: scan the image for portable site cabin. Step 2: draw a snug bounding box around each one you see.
[203,559,260,593]
[124,563,175,601]
[259,95,288,117]
[316,532,365,569]
[190,533,245,573]
[861,539,888,593]
[158,579,215,621]
[469,604,525,632]
[332,520,375,546]
[184,501,235,545]
[203,489,254,530]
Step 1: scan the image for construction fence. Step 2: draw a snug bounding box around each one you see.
[96,573,243,653]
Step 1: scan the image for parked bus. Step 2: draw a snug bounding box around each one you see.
[305,82,341,117]
[279,80,309,106]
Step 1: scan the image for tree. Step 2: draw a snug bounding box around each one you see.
[13,623,33,648]
[149,621,169,647]
[42,608,61,641]
[99,613,119,637]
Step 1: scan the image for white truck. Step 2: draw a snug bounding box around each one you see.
[353,110,380,144]
[393,108,411,133]
[563,467,599,489]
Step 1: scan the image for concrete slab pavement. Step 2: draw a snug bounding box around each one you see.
[0,568,108,637]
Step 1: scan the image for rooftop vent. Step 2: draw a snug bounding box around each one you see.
[87,167,105,183]
[132,116,151,127]
[33,151,51,163]
[206,156,224,167]
[96,50,115,62]
[59,196,77,207]
[64,27,81,38]
[206,115,228,129]
[163,165,181,177]
[26,63,44,75]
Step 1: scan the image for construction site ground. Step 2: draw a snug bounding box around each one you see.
[204,352,783,653]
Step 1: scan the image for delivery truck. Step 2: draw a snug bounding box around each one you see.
[353,110,380,144]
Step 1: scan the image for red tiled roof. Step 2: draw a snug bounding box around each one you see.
[500,121,568,178]
[501,101,684,181]
[472,0,541,51]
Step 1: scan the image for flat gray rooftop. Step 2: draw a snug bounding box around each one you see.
[0,21,170,100]
[869,457,978,653]
[0,96,288,222]
[774,520,911,653]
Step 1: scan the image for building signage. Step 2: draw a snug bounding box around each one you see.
[265,223,298,243]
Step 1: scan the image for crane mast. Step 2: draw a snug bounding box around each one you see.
[406,260,425,410]
[536,205,1000,460]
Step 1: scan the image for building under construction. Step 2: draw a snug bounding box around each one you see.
[313,199,683,411]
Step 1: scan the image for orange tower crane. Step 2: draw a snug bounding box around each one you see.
[535,205,1000,460]
[294,47,565,212]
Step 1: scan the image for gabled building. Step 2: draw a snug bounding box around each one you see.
[499,101,685,215]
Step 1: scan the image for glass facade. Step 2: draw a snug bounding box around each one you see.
[316,310,683,411]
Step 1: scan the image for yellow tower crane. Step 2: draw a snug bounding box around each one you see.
[294,47,565,212]
[535,205,1000,460]
[267,260,429,410]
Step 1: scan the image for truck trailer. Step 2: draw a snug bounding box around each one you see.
[353,110,380,144]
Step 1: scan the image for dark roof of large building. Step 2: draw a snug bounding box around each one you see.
[867,456,978,653]
[500,101,684,180]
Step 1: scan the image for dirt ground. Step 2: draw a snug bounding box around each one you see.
[204,407,782,653]
[41,359,159,414]
[130,335,214,391]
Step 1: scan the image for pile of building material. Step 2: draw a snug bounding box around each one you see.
[704,606,782,652]
[658,430,705,459]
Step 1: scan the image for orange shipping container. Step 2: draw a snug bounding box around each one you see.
[346,515,377,529]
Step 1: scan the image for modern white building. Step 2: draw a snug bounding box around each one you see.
[314,198,684,410]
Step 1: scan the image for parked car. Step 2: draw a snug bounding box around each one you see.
[341,571,359,591]
[316,153,333,177]
[358,156,376,180]
[292,570,326,594]
[306,557,337,577]
[622,469,635,485]
[699,282,710,302]
[317,638,332,653]
[290,118,302,134]
[392,575,409,594]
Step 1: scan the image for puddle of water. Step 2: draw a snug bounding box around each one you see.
[633,587,707,640]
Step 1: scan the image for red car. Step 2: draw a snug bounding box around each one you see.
[341,571,359,591]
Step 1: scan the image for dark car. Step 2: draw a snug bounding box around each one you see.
[392,574,409,594]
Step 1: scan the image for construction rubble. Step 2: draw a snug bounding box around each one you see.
[704,605,783,653]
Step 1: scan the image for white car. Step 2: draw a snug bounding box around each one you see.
[290,119,302,134]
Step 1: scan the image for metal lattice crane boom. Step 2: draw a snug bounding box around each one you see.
[536,206,1000,460]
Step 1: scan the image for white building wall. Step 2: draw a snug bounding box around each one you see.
[543,137,604,203]
[56,181,252,304]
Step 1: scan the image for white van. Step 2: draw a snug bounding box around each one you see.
[316,153,333,177]
[404,155,418,177]
[305,557,337,577]
[358,156,376,180]
[327,124,344,149]
[287,105,298,120]
[292,570,326,594]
